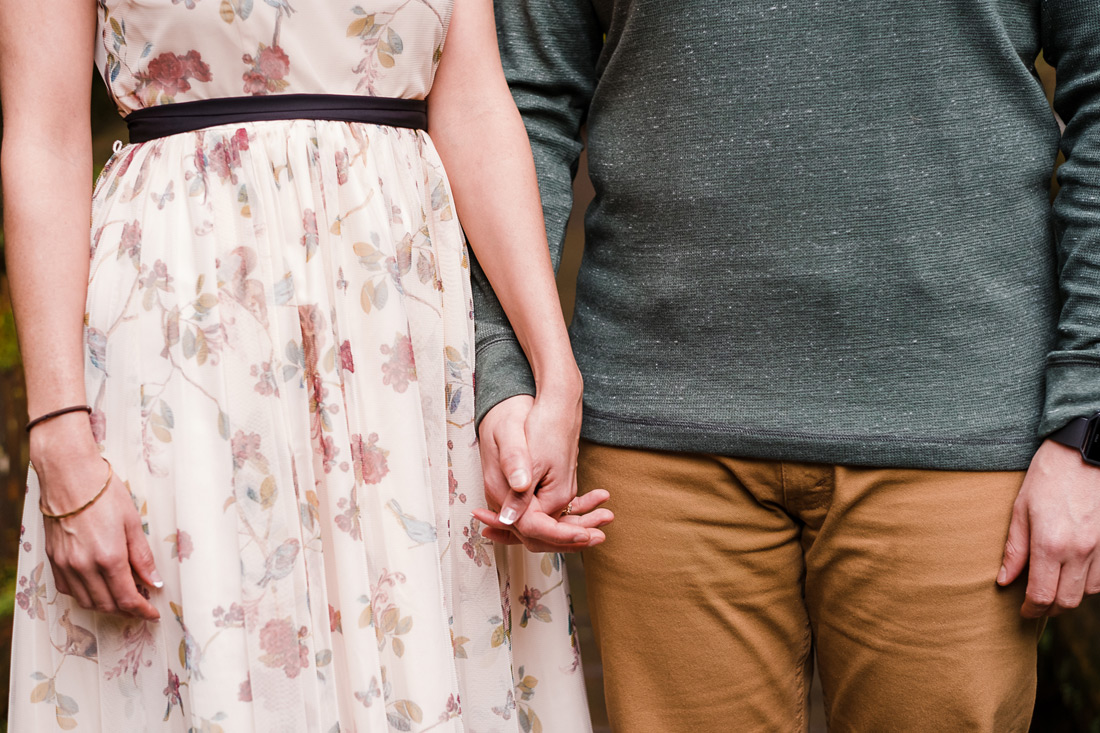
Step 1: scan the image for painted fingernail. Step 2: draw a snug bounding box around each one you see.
[151,570,164,589]
[508,470,530,489]
[996,566,1007,585]
[500,507,519,526]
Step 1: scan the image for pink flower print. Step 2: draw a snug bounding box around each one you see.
[207,128,249,184]
[462,517,492,568]
[519,586,552,627]
[238,676,252,702]
[380,333,416,393]
[301,210,318,260]
[448,469,465,505]
[164,669,183,720]
[231,430,264,470]
[15,563,46,620]
[257,45,290,79]
[318,433,338,474]
[350,432,389,485]
[119,221,142,264]
[242,44,291,96]
[231,127,250,152]
[335,149,350,185]
[167,529,193,561]
[338,339,355,374]
[259,618,309,678]
[89,408,107,444]
[140,259,173,293]
[213,603,246,628]
[335,488,362,540]
[329,605,343,633]
[251,360,277,396]
[146,50,211,98]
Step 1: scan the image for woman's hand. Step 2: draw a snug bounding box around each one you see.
[33,421,161,621]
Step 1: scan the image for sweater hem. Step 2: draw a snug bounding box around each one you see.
[581,407,1040,471]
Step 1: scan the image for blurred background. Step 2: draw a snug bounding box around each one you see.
[0,58,1098,732]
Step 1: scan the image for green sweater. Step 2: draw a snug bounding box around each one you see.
[473,0,1100,471]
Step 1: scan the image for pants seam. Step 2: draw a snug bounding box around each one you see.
[795,620,812,733]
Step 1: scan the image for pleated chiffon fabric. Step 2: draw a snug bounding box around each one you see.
[8,3,591,732]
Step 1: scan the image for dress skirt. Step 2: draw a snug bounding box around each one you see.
[9,119,590,732]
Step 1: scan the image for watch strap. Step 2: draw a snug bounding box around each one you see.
[1049,416,1091,450]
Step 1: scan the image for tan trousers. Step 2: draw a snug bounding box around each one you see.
[578,440,1041,733]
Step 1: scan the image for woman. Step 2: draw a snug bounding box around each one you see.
[2,0,611,730]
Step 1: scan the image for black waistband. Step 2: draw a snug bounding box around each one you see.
[125,94,428,143]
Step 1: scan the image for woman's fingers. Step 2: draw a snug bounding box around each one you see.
[474,506,590,551]
[81,566,120,615]
[481,527,523,545]
[52,567,72,597]
[126,512,164,593]
[55,567,90,608]
[498,485,534,526]
[102,562,159,620]
[478,395,536,520]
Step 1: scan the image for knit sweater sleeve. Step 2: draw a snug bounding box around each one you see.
[470,0,603,427]
[1039,0,1100,436]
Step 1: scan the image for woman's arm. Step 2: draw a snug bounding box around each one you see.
[427,0,611,549]
[1,0,159,619]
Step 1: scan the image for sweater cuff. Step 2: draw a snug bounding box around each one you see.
[1039,358,1100,437]
[474,336,537,428]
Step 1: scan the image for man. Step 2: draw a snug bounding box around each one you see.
[472,1,1100,730]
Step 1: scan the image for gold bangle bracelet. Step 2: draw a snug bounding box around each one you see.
[39,458,114,521]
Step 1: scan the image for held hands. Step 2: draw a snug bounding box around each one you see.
[475,392,612,553]
[1000,439,1100,618]
[33,423,162,621]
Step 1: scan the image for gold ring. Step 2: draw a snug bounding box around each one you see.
[562,500,575,517]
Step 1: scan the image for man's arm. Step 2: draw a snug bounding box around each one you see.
[472,0,604,425]
[999,0,1100,617]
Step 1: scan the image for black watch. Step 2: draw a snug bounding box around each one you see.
[1048,411,1100,466]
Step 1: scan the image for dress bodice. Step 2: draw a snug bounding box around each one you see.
[95,0,453,116]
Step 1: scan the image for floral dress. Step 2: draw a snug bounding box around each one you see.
[8,2,592,732]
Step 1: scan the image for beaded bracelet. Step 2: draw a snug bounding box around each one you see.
[39,458,114,521]
[25,405,92,433]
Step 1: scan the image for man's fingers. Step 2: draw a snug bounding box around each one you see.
[562,508,615,529]
[1086,560,1100,596]
[1021,553,1061,619]
[999,501,1030,586]
[567,489,610,515]
[1053,560,1088,615]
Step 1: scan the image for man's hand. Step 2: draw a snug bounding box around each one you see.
[478,392,612,551]
[999,439,1100,618]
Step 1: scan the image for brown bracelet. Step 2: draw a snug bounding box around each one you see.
[39,458,114,520]
[26,405,92,433]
